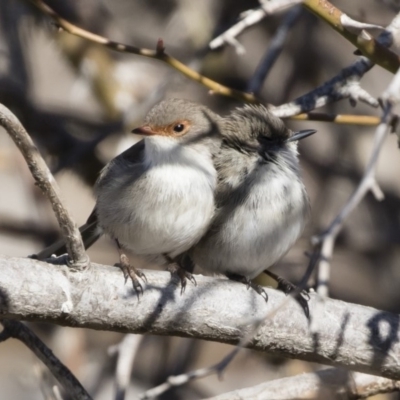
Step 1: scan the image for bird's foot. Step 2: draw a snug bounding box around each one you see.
[264,270,309,318]
[168,264,197,294]
[116,253,147,300]
[226,273,268,303]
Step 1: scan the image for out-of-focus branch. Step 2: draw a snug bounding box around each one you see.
[292,113,380,125]
[205,368,400,400]
[0,319,91,400]
[247,6,303,94]
[2,254,400,381]
[109,334,143,400]
[29,0,259,104]
[0,103,88,269]
[311,66,400,302]
[272,57,378,117]
[210,0,304,52]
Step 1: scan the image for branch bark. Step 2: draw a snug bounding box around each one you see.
[0,103,88,269]
[1,254,400,380]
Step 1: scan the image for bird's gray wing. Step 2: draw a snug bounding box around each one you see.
[35,140,146,260]
[96,139,145,188]
[34,209,102,260]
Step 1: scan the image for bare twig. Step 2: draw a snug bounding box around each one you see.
[0,319,92,400]
[303,0,400,73]
[274,12,400,117]
[272,57,378,117]
[210,0,304,52]
[109,334,143,400]
[0,103,88,269]
[309,64,400,320]
[205,368,400,400]
[247,6,303,94]
[291,112,380,125]
[29,0,258,104]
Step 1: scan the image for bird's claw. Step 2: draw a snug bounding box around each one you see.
[275,276,310,318]
[116,253,146,300]
[227,273,268,303]
[248,282,268,303]
[168,264,197,294]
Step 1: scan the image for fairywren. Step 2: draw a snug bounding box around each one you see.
[191,104,315,299]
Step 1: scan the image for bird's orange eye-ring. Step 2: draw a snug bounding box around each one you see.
[173,123,185,133]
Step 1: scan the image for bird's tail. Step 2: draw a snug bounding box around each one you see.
[34,211,103,260]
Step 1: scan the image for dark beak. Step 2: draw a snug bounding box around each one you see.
[131,126,158,136]
[286,129,316,143]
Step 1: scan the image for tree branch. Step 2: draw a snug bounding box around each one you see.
[29,0,258,104]
[2,254,400,380]
[0,103,88,269]
[0,319,91,399]
[209,0,304,52]
[303,0,400,73]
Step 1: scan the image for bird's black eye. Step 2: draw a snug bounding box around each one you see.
[173,123,185,133]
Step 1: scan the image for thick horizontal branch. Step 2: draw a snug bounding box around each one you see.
[1,255,400,380]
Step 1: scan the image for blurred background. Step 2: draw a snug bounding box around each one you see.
[1,0,400,399]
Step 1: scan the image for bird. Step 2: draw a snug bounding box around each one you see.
[36,98,223,296]
[190,104,315,302]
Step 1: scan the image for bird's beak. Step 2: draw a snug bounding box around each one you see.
[131,126,159,136]
[286,129,317,143]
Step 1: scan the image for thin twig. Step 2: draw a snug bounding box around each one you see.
[272,57,378,117]
[29,0,258,104]
[247,5,303,94]
[274,12,400,117]
[302,0,400,73]
[0,103,88,269]
[309,65,400,316]
[292,112,380,125]
[109,334,143,400]
[210,0,304,51]
[0,320,92,399]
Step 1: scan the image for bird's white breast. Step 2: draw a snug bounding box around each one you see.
[193,160,308,278]
[96,137,217,262]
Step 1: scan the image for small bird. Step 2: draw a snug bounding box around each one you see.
[191,104,315,300]
[36,98,223,294]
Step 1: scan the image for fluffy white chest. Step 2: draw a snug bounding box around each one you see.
[193,163,308,278]
[97,137,217,261]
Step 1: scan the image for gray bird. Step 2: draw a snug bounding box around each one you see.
[191,104,315,300]
[36,98,223,294]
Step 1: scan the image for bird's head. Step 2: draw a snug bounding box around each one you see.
[223,104,315,161]
[132,98,222,147]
